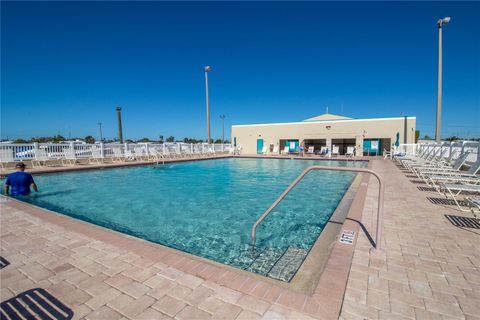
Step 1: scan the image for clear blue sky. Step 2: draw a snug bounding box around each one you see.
[1,1,479,141]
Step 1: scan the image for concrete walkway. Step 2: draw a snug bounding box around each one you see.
[1,159,479,319]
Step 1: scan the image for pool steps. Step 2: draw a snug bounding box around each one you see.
[237,246,308,282]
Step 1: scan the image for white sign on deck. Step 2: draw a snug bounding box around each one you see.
[339,230,355,245]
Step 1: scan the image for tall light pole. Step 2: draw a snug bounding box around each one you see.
[98,122,103,142]
[220,115,225,143]
[435,17,451,143]
[205,66,212,143]
[116,106,123,143]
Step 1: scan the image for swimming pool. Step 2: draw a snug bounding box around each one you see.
[5,158,366,281]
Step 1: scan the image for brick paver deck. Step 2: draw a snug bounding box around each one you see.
[1,159,479,319]
[341,160,480,320]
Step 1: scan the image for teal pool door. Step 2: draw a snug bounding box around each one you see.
[256,139,264,154]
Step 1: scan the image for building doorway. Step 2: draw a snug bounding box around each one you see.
[303,139,326,154]
[256,139,264,154]
[332,139,356,155]
[279,139,299,153]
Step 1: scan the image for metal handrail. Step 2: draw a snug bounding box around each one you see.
[251,166,385,251]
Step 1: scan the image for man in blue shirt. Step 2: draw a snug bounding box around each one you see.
[4,163,38,196]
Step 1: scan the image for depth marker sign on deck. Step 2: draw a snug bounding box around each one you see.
[339,230,355,245]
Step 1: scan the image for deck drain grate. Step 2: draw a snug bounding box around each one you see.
[0,288,73,320]
[445,215,480,229]
[0,257,9,269]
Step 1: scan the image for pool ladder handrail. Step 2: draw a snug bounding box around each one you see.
[251,166,385,251]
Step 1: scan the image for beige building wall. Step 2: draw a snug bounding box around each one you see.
[231,117,416,156]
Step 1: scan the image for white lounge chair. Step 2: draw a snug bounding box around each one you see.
[414,152,472,177]
[261,146,267,155]
[424,160,480,189]
[272,145,279,154]
[442,183,480,212]
[465,197,480,215]
[282,146,290,155]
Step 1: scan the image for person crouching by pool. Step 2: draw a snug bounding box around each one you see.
[3,162,38,196]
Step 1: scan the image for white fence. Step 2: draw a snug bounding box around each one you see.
[0,142,233,164]
[395,141,480,166]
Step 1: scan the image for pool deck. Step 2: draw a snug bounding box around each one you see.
[1,159,479,319]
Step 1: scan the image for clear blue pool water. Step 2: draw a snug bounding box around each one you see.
[4,158,366,276]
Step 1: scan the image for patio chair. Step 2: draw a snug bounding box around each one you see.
[383,149,392,159]
[112,147,126,162]
[261,146,267,155]
[61,149,78,166]
[282,146,290,155]
[305,146,315,156]
[345,146,355,158]
[0,149,16,169]
[207,146,216,156]
[272,145,279,154]
[442,183,480,212]
[133,147,148,160]
[180,147,194,158]
[32,149,51,168]
[88,147,105,164]
[423,160,480,188]
[331,146,339,156]
[319,146,329,157]
[124,149,136,161]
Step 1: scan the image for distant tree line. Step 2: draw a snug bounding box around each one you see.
[4,135,230,144]
[421,134,480,142]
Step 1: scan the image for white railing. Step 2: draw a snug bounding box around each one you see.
[0,142,232,164]
[395,141,479,166]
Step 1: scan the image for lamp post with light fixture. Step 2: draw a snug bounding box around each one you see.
[204,66,212,144]
[435,17,451,143]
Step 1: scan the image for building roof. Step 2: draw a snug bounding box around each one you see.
[303,113,353,122]
[232,116,416,128]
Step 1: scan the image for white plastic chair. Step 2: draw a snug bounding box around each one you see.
[346,146,355,158]
[61,149,78,166]
[332,146,340,156]
[89,147,104,164]
[32,149,51,168]
[0,149,15,169]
